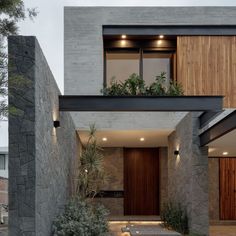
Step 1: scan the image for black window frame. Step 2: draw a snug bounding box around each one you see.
[103,44,176,88]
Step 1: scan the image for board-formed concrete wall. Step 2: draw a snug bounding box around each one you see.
[8,36,80,236]
[64,7,236,130]
[168,113,209,235]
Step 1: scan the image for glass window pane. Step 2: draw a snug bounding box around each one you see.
[0,155,5,170]
[106,52,139,85]
[143,53,172,86]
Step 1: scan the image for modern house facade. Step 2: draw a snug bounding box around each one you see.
[7,6,236,236]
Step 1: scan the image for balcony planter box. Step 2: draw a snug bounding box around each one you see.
[59,95,223,112]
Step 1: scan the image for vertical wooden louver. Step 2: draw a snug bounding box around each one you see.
[177,36,236,108]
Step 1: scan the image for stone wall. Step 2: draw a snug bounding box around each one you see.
[159,147,168,212]
[208,158,220,221]
[168,113,209,235]
[96,147,168,216]
[96,148,124,215]
[8,36,80,236]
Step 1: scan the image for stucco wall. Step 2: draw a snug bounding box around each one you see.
[208,158,220,221]
[8,36,80,236]
[168,113,209,235]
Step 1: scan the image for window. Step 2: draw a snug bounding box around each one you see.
[143,52,172,86]
[105,49,175,86]
[106,51,140,85]
[0,155,5,170]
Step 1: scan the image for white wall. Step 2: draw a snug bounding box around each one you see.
[0,121,8,178]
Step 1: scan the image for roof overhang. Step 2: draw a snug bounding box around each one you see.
[103,25,236,36]
[59,95,223,112]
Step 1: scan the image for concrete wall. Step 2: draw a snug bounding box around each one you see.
[8,36,80,236]
[209,158,220,221]
[64,6,196,130]
[168,113,209,235]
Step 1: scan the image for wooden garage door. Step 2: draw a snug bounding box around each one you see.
[124,148,159,215]
[220,158,236,220]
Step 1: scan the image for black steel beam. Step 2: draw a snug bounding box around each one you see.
[199,111,223,128]
[200,110,236,146]
[59,95,223,112]
[103,25,236,36]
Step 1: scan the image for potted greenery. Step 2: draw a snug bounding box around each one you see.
[102,72,184,96]
[52,125,109,236]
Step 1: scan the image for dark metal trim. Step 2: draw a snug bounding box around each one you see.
[103,25,236,36]
[93,190,124,198]
[200,111,223,128]
[59,95,223,112]
[104,39,176,49]
[200,110,236,146]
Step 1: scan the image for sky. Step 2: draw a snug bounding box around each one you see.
[18,0,236,93]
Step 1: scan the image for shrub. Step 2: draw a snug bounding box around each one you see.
[52,197,109,236]
[160,202,188,234]
[102,72,184,96]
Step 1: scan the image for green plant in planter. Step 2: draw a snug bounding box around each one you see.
[52,125,110,235]
[167,80,184,96]
[147,72,167,95]
[124,73,146,95]
[160,201,188,234]
[102,72,184,96]
[76,124,108,199]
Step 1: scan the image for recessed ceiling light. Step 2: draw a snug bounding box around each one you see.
[102,137,107,142]
[121,34,127,39]
[159,35,164,39]
[223,151,228,156]
[140,137,145,142]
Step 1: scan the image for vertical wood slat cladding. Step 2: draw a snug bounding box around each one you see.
[124,148,159,215]
[177,36,236,108]
[220,158,236,220]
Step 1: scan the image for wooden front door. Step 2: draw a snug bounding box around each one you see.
[220,158,236,220]
[124,148,159,215]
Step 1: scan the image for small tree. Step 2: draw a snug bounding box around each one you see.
[0,0,37,119]
[52,125,110,235]
[76,124,107,199]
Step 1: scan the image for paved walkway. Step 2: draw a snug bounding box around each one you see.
[0,224,236,235]
[109,222,236,236]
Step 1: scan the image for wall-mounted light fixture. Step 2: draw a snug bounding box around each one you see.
[159,35,164,39]
[53,120,60,128]
[121,34,127,39]
[174,150,179,156]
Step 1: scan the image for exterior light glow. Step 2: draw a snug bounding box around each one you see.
[85,169,88,173]
[157,40,162,45]
[140,137,145,142]
[121,34,127,39]
[102,137,107,141]
[121,40,126,46]
[159,35,164,39]
[223,152,228,156]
